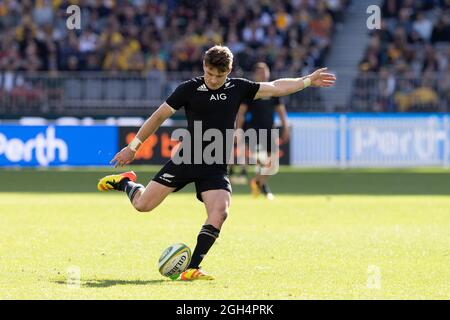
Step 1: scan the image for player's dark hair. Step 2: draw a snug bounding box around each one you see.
[203,45,233,72]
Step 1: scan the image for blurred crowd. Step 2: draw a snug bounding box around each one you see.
[354,0,450,112]
[3,0,450,115]
[0,0,349,75]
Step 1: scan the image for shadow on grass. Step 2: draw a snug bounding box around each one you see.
[53,279,174,288]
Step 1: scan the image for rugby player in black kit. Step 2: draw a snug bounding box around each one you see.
[97,45,336,281]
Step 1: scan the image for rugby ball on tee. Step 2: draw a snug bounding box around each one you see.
[158,243,191,278]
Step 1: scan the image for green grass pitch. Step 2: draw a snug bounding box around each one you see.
[0,167,449,299]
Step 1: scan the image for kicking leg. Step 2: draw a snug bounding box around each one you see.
[97,171,174,212]
[131,180,175,212]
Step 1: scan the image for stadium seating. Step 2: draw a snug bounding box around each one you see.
[0,0,350,116]
[352,0,450,112]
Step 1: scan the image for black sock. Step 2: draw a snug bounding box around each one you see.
[117,178,130,191]
[124,181,145,202]
[261,183,271,195]
[188,224,220,269]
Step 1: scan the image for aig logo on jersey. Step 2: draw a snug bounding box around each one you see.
[210,93,227,101]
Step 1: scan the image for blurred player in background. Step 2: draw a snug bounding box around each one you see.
[233,62,290,200]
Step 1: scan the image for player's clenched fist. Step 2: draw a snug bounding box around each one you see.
[110,146,136,168]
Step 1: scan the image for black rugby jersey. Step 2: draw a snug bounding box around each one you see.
[166,76,260,165]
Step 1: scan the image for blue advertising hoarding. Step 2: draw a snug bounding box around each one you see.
[288,114,450,167]
[2,114,450,168]
[0,125,118,167]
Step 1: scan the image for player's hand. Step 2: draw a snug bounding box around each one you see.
[110,146,136,168]
[309,68,336,88]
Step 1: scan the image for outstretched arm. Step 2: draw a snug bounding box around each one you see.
[254,68,336,99]
[110,103,175,167]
